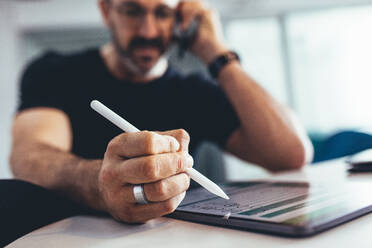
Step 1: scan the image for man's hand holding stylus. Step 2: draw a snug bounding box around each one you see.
[98,129,193,223]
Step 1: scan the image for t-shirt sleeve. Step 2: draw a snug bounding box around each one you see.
[181,74,240,148]
[18,52,66,113]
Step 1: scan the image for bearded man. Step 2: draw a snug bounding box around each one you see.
[9,0,313,228]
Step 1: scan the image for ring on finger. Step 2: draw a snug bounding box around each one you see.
[133,184,149,204]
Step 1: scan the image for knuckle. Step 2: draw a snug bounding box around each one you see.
[176,153,185,172]
[173,174,189,193]
[178,129,190,141]
[154,180,168,198]
[99,167,114,183]
[106,139,117,155]
[176,129,190,146]
[163,199,177,214]
[182,173,191,190]
[105,133,129,157]
[143,131,157,154]
[142,156,159,180]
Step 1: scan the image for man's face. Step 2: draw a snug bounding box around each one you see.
[103,0,176,73]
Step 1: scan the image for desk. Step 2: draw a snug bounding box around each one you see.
[7,159,372,248]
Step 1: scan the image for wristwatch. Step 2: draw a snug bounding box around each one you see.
[208,51,240,79]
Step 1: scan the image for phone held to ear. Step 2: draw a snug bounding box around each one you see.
[172,12,201,58]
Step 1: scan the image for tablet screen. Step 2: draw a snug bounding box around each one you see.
[178,181,372,227]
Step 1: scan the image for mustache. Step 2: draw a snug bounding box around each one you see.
[128,37,166,53]
[128,37,166,52]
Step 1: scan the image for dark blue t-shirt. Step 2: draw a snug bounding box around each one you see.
[18,49,240,159]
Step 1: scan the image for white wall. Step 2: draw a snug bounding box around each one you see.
[0,1,20,178]
[214,0,372,19]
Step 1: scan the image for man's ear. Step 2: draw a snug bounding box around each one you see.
[98,0,111,27]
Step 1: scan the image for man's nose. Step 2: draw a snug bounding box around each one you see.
[138,14,159,39]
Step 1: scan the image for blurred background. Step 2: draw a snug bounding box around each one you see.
[1,0,372,179]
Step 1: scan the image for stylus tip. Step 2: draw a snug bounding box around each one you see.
[220,192,230,200]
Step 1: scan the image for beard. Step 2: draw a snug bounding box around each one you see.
[110,28,170,76]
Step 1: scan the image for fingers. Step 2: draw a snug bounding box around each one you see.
[120,173,190,204]
[120,192,187,223]
[177,1,206,30]
[100,128,192,223]
[157,129,190,152]
[99,170,190,223]
[106,131,180,158]
[119,152,194,184]
[144,173,190,202]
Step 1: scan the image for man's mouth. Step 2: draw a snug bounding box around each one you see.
[131,48,160,67]
[134,46,160,51]
[132,46,160,57]
[139,56,153,63]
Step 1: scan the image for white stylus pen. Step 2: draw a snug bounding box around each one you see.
[90,100,229,200]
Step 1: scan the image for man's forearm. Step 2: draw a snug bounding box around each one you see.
[181,1,312,169]
[200,43,312,169]
[10,142,104,211]
[218,60,311,168]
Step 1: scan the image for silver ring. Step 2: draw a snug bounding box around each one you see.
[133,184,148,204]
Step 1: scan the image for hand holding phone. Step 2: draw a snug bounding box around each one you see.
[172,11,201,58]
[171,1,228,63]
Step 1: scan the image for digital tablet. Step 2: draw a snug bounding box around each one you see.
[169,181,372,237]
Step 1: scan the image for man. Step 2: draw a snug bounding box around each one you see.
[10,0,313,225]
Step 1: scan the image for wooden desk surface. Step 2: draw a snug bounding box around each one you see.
[7,159,372,248]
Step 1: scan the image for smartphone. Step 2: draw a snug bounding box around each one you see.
[172,12,201,58]
[346,149,372,173]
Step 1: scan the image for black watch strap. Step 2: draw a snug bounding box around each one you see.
[208,51,240,78]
